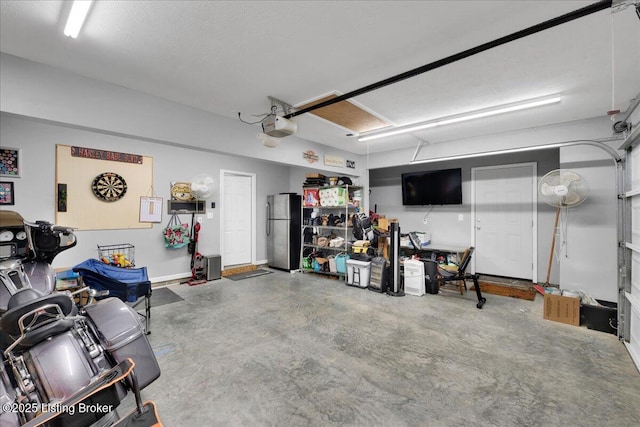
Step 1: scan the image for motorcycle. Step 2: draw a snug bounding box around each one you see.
[0,211,162,426]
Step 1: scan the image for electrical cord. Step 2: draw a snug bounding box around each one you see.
[423,206,434,223]
[237,112,270,125]
[237,105,287,126]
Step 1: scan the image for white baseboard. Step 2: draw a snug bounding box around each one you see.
[150,272,191,284]
[151,261,269,284]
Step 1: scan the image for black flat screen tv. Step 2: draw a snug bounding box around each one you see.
[401,168,462,205]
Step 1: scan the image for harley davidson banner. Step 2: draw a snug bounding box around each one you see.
[71,146,143,164]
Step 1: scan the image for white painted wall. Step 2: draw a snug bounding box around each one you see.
[559,143,619,302]
[368,117,622,288]
[370,150,560,282]
[0,53,366,178]
[0,113,293,281]
[0,52,622,291]
[0,53,370,281]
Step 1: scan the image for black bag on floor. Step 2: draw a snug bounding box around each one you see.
[422,259,439,294]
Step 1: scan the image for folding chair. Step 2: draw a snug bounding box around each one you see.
[436,247,487,309]
[73,259,152,333]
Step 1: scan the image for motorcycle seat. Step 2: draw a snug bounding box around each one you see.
[1,290,75,353]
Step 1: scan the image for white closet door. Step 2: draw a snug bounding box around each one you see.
[221,171,254,267]
[472,163,536,280]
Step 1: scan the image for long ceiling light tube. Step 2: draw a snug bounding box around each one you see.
[409,137,622,165]
[283,0,612,120]
[358,96,561,142]
[64,0,93,38]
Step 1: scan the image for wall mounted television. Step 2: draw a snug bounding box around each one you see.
[401,168,462,205]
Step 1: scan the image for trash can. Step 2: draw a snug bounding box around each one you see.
[346,259,371,288]
[422,259,439,294]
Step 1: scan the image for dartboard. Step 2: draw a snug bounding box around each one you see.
[92,172,128,202]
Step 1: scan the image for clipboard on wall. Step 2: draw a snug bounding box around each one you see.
[140,196,163,223]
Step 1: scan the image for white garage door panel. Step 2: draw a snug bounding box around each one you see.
[632,145,640,186]
[632,251,640,293]
[625,126,640,371]
[625,301,640,369]
[627,232,640,370]
[632,197,640,242]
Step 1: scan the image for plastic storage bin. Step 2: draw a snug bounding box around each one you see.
[346,259,371,288]
[403,259,425,296]
[335,253,349,274]
[581,300,618,334]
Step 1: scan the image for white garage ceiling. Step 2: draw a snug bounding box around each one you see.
[1,1,639,155]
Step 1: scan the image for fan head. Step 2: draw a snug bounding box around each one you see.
[538,169,588,208]
[190,174,216,199]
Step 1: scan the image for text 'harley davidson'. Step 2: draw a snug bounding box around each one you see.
[0,211,162,426]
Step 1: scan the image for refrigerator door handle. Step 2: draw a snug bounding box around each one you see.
[266,202,271,236]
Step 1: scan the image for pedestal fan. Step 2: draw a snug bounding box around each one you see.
[538,169,589,286]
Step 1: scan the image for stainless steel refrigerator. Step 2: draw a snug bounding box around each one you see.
[266,194,301,271]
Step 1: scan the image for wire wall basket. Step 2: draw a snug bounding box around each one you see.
[97,243,135,267]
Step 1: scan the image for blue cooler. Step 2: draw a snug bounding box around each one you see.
[335,253,349,274]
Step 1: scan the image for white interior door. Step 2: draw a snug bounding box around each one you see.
[472,163,536,281]
[221,171,255,267]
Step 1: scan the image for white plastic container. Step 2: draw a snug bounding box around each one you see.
[403,259,425,296]
[346,259,371,288]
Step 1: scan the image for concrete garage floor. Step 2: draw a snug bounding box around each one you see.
[137,270,640,426]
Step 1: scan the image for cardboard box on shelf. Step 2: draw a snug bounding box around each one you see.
[543,294,581,326]
[306,173,326,179]
[378,236,389,260]
[377,217,398,232]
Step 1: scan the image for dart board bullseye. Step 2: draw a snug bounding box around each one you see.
[92,172,128,202]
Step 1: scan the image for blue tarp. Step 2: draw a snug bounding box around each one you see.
[73,258,150,302]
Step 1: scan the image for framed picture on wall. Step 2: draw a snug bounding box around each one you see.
[0,148,21,177]
[0,181,15,205]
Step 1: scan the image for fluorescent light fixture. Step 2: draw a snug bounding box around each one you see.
[409,137,621,165]
[358,96,562,142]
[64,0,93,38]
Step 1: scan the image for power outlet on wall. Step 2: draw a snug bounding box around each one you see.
[423,218,428,225]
